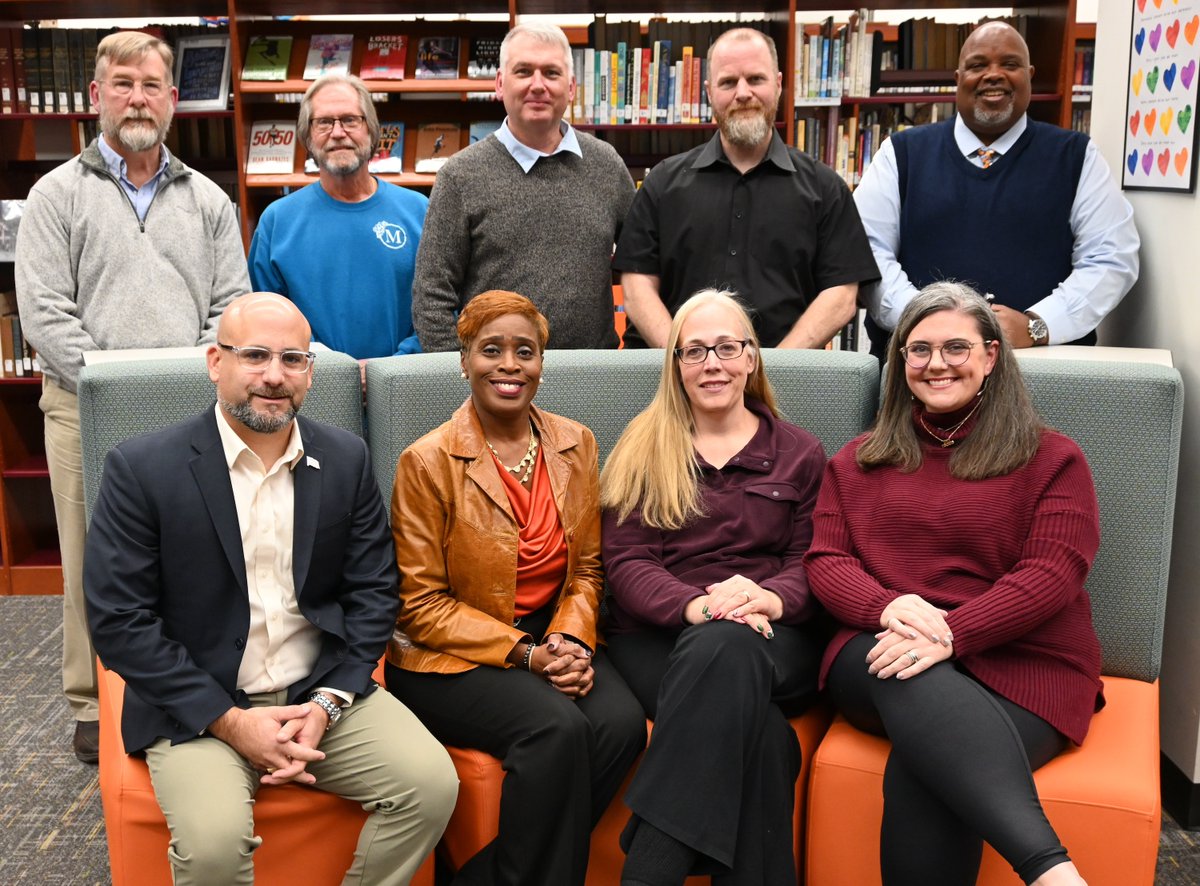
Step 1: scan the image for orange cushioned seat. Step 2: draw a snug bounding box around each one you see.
[98,664,435,886]
[805,677,1160,886]
[440,704,832,885]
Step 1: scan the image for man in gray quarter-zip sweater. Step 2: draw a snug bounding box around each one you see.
[14,31,248,765]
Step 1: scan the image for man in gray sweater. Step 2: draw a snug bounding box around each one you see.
[412,22,634,350]
[15,31,249,764]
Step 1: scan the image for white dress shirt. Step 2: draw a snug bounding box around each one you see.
[854,114,1140,344]
[495,118,583,173]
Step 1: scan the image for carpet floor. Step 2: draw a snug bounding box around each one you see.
[3,594,1198,884]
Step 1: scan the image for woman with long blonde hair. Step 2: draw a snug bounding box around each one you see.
[601,290,827,885]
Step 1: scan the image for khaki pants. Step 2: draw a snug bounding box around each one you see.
[41,377,96,722]
[145,688,458,886]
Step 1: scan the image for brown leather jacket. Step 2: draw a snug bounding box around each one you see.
[387,399,603,674]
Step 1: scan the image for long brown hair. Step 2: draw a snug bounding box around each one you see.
[601,290,778,529]
[857,281,1043,478]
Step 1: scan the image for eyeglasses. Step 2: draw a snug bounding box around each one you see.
[674,340,750,364]
[900,340,992,369]
[103,78,167,98]
[218,343,315,374]
[311,115,367,135]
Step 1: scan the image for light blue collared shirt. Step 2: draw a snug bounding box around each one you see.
[853,114,1140,344]
[494,118,583,173]
[97,134,171,223]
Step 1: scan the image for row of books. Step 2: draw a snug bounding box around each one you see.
[0,23,221,115]
[246,118,501,176]
[569,42,710,126]
[794,13,1031,103]
[0,313,40,378]
[242,34,501,82]
[1070,107,1092,134]
[794,102,953,188]
[1073,43,1095,94]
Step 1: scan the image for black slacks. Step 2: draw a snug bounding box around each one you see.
[826,632,1071,886]
[386,608,645,886]
[607,619,822,885]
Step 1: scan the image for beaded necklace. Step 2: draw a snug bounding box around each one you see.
[487,422,538,483]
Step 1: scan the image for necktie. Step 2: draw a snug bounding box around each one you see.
[977,148,998,168]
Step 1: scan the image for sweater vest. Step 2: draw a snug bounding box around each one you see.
[868,119,1090,353]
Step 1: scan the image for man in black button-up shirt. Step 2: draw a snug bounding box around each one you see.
[614,28,879,349]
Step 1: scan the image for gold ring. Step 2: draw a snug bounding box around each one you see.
[265,767,276,775]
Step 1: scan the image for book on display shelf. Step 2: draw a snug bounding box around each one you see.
[414,37,460,80]
[360,35,407,80]
[303,34,353,80]
[368,121,405,173]
[413,122,462,173]
[242,35,293,81]
[467,37,501,80]
[246,119,298,174]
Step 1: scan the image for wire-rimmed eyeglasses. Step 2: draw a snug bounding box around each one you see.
[311,115,367,135]
[899,340,992,369]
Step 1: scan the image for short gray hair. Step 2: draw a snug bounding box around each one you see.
[500,23,574,79]
[297,73,381,155]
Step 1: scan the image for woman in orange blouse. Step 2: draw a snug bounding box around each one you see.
[384,291,645,886]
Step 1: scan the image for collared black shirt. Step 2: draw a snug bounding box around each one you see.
[613,132,879,347]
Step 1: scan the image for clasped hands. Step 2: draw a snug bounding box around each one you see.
[207,699,331,786]
[866,593,955,680]
[528,632,595,699]
[684,574,784,640]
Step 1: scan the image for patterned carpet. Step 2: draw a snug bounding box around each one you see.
[2,594,1198,885]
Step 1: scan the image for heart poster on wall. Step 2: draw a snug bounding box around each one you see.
[1124,0,1200,191]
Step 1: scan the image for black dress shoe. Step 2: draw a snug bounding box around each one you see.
[73,720,100,765]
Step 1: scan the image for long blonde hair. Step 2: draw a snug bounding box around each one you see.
[601,290,779,529]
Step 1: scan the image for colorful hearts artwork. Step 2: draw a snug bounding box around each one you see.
[1128,149,1139,176]
[1142,149,1155,175]
[1136,27,1147,54]
[1148,66,1161,93]
[1133,69,1144,96]
[1187,15,1200,44]
[1168,18,1182,47]
[1145,108,1158,135]
[1150,24,1163,51]
[1165,63,1178,92]
[1162,106,1176,134]
[1138,0,1148,11]
[1155,0,1164,8]
[1131,109,1141,135]
[1183,60,1197,91]
[1176,148,1190,176]
[1158,149,1171,174]
[1180,104,1193,133]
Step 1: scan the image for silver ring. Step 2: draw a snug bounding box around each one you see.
[741,591,752,602]
[906,650,920,665]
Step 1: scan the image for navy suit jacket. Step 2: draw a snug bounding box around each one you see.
[84,408,399,754]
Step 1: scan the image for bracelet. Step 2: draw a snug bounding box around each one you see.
[521,641,536,672]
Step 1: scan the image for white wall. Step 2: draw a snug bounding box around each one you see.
[1093,0,1200,782]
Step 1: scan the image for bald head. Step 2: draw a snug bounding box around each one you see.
[955,21,1034,143]
[217,292,312,346]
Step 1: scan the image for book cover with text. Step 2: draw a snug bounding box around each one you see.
[303,34,353,80]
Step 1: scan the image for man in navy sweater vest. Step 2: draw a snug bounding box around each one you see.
[854,21,1139,357]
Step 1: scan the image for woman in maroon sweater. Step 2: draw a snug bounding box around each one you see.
[601,290,827,886]
[804,283,1101,886]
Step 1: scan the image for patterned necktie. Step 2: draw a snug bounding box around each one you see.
[977,148,998,168]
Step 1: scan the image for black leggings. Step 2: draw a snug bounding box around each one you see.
[826,633,1070,886]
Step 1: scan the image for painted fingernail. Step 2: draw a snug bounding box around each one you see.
[704,611,712,621]
[755,623,763,632]
[766,630,774,639]
[702,605,709,615]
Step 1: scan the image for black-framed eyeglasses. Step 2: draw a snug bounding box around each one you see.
[674,340,750,364]
[102,78,167,97]
[311,115,366,135]
[900,340,991,369]
[218,343,315,374]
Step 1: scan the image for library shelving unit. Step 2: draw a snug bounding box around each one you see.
[0,0,1085,593]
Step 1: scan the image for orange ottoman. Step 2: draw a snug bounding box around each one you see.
[441,704,832,885]
[805,677,1159,886]
[98,665,435,886]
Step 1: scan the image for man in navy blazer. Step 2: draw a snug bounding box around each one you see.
[85,292,456,885]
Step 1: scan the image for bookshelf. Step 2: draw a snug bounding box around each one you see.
[0,0,1085,592]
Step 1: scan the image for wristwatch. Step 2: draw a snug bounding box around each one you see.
[307,692,343,731]
[1025,312,1049,347]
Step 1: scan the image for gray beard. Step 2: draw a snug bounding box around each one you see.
[971,104,1014,128]
[720,111,773,149]
[319,145,369,177]
[220,396,298,435]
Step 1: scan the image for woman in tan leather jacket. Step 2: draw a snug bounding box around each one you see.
[384,290,645,886]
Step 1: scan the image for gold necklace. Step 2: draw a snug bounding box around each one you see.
[487,422,538,483]
[918,395,984,448]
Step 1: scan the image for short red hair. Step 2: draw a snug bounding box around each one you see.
[456,290,550,351]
